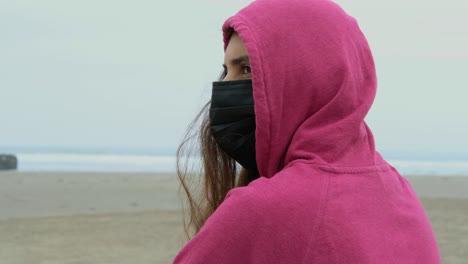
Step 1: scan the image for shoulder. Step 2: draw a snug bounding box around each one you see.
[173,165,330,263]
[242,164,330,210]
[223,166,330,225]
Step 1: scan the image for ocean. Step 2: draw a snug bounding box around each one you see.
[1,146,467,176]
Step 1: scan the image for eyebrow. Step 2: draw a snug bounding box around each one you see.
[223,55,250,68]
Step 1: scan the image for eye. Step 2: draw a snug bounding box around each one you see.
[242,65,251,75]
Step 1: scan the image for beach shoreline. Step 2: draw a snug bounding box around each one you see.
[0,171,466,263]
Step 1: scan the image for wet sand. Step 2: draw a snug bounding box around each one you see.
[0,172,466,263]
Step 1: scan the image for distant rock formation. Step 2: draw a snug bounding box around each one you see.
[0,154,18,170]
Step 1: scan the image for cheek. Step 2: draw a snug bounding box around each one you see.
[223,73,233,81]
[223,71,239,81]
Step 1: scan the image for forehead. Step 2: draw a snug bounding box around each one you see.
[224,33,248,63]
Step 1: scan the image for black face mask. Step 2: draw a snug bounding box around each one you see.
[209,79,257,171]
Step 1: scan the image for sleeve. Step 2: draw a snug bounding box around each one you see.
[172,186,266,264]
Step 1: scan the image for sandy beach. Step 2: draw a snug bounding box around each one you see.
[0,172,467,264]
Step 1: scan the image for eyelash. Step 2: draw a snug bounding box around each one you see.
[222,65,227,74]
[221,65,251,75]
[242,65,251,74]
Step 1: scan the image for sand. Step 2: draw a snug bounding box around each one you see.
[0,171,467,264]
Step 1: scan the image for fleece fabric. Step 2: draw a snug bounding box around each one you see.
[173,0,441,263]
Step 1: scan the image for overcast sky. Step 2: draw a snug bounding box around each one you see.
[1,0,467,155]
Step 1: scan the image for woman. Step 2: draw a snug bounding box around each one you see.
[174,0,441,263]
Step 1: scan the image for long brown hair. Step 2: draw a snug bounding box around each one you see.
[176,71,259,240]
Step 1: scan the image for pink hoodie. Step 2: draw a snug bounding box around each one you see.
[173,0,441,263]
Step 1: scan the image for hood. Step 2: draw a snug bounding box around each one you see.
[222,0,381,178]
